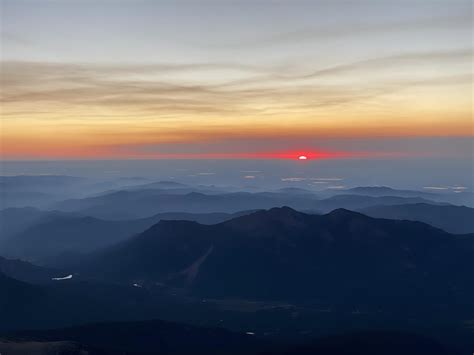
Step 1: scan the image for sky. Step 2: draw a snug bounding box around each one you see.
[0,0,472,160]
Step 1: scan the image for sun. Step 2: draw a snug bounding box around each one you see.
[298,155,308,160]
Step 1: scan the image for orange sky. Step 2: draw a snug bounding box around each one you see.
[1,1,472,160]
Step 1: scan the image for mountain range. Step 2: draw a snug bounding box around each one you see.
[359,203,474,234]
[0,323,455,355]
[1,206,473,353]
[1,208,253,261]
[53,189,439,220]
[1,319,262,355]
[335,186,438,198]
[73,207,473,315]
[2,176,473,354]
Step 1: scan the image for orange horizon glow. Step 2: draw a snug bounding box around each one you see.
[1,118,473,160]
[1,60,472,160]
[1,2,472,161]
[0,146,420,161]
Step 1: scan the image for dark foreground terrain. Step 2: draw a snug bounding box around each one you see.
[1,177,473,355]
[0,320,460,355]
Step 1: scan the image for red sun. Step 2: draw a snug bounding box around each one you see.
[298,155,308,160]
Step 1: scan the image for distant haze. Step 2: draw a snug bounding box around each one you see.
[1,157,472,190]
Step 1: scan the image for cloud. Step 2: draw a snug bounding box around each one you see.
[423,185,469,191]
[220,14,471,48]
[282,177,306,182]
[281,177,344,183]
[1,47,472,160]
[2,48,470,121]
[216,48,472,89]
[310,177,344,181]
[297,49,472,80]
[1,32,32,46]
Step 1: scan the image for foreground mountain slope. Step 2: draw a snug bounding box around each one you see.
[0,270,180,332]
[265,331,456,355]
[1,323,457,355]
[0,256,62,284]
[81,208,474,314]
[358,203,474,234]
[0,272,53,330]
[2,320,262,355]
[1,268,471,353]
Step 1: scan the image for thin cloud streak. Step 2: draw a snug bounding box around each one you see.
[216,14,471,48]
[2,48,470,115]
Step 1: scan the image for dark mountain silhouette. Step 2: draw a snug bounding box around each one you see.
[1,210,254,261]
[80,208,474,315]
[1,324,458,355]
[0,271,40,304]
[2,267,325,339]
[0,271,187,332]
[0,340,90,354]
[264,331,455,355]
[1,204,472,353]
[2,320,262,355]
[0,271,51,330]
[0,256,62,284]
[359,203,474,234]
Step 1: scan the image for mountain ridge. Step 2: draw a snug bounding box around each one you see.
[74,207,473,310]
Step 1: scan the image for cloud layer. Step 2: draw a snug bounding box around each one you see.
[1,0,472,159]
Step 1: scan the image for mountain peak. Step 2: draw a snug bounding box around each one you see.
[267,205,299,216]
[326,208,366,219]
[223,206,308,231]
[254,206,306,222]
